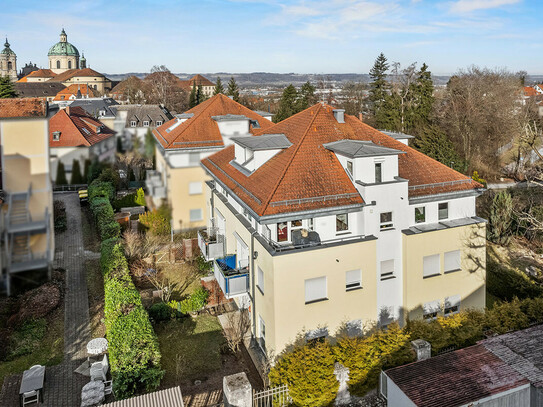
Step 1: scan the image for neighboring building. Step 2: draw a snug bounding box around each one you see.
[179,74,216,98]
[14,82,67,102]
[110,76,145,103]
[524,86,538,97]
[18,62,39,79]
[47,68,113,94]
[0,38,17,80]
[379,130,414,146]
[48,29,80,74]
[148,93,273,231]
[49,106,116,183]
[111,104,172,149]
[62,97,119,130]
[382,324,543,406]
[0,98,55,296]
[53,84,99,101]
[18,69,58,83]
[200,104,486,354]
[534,84,543,95]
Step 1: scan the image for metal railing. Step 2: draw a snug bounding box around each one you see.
[408,179,472,191]
[260,232,365,253]
[270,192,360,207]
[197,227,225,261]
[213,254,250,298]
[253,385,291,407]
[53,183,87,192]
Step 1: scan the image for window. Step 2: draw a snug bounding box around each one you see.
[290,219,303,240]
[308,218,314,230]
[189,182,203,195]
[143,121,150,127]
[380,212,393,230]
[156,121,162,126]
[56,60,60,69]
[380,259,394,280]
[130,121,137,127]
[277,222,288,242]
[189,153,200,166]
[438,202,449,220]
[189,209,203,222]
[52,131,61,141]
[375,162,382,183]
[380,372,388,399]
[305,276,327,303]
[444,295,461,316]
[60,95,65,100]
[444,250,461,273]
[259,316,266,351]
[257,267,264,294]
[346,269,362,290]
[336,214,349,232]
[345,319,363,337]
[423,254,441,278]
[423,300,440,320]
[68,60,72,69]
[346,161,353,177]
[415,207,425,223]
[306,327,328,343]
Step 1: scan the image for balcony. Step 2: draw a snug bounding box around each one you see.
[213,254,249,298]
[198,228,225,261]
[145,170,166,200]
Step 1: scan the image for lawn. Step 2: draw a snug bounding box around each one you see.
[81,206,101,253]
[155,314,225,386]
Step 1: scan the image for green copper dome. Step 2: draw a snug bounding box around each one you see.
[2,38,15,56]
[48,29,80,57]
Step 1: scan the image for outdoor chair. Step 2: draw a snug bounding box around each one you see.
[104,380,113,396]
[22,389,39,405]
[90,354,108,381]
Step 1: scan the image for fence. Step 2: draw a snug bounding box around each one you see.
[53,183,88,192]
[253,385,291,407]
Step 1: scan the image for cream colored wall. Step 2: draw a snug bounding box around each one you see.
[402,223,486,320]
[62,76,111,93]
[49,55,78,74]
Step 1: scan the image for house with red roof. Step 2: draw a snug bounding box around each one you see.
[148,93,273,230]
[49,106,116,183]
[178,74,216,98]
[199,103,486,354]
[53,84,99,101]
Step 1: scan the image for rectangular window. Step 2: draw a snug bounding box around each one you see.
[415,206,425,223]
[306,327,328,343]
[143,121,150,127]
[189,153,200,166]
[130,121,137,127]
[277,222,288,242]
[423,300,441,320]
[189,182,202,195]
[189,209,203,222]
[290,219,304,241]
[380,259,394,280]
[305,276,327,304]
[438,202,449,220]
[380,212,393,230]
[346,269,362,290]
[156,121,162,126]
[444,250,461,273]
[423,254,441,278]
[257,267,264,294]
[346,161,353,177]
[375,162,382,183]
[336,214,349,232]
[308,218,314,230]
[346,319,363,337]
[444,295,461,316]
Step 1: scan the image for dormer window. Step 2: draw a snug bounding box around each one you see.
[143,121,150,127]
[96,126,101,134]
[156,120,162,126]
[53,131,61,141]
[99,110,106,116]
[130,121,137,127]
[346,161,353,177]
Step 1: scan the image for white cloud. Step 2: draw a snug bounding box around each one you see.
[449,0,521,14]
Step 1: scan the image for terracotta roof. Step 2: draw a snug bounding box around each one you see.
[524,86,538,97]
[153,93,273,150]
[53,84,99,101]
[49,68,107,82]
[17,69,57,82]
[385,344,529,407]
[202,103,481,217]
[179,74,215,90]
[0,98,48,118]
[49,106,115,147]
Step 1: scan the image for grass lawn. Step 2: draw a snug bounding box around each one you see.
[86,258,106,338]
[0,306,64,387]
[81,206,101,253]
[156,314,225,386]
[160,261,206,300]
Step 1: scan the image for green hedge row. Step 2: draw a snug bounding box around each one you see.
[89,178,163,399]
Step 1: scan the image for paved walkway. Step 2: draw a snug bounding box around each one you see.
[0,193,94,407]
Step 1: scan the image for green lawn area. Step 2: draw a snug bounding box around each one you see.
[155,314,225,385]
[0,306,64,386]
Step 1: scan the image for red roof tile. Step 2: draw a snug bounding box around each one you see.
[385,344,529,407]
[53,84,99,101]
[153,93,273,150]
[524,86,538,97]
[0,98,48,118]
[17,69,57,82]
[49,106,115,147]
[202,104,482,217]
[179,74,215,90]
[49,68,107,83]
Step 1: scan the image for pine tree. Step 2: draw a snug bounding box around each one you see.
[116,137,124,153]
[144,129,155,159]
[410,63,434,132]
[83,159,91,184]
[196,84,203,105]
[56,162,68,185]
[0,76,17,98]
[368,53,390,127]
[298,81,316,111]
[274,84,298,123]
[188,80,197,108]
[135,187,146,207]
[214,77,224,95]
[227,77,240,102]
[70,159,84,184]
[412,126,465,172]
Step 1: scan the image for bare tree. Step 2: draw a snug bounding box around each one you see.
[222,309,251,354]
[144,65,188,113]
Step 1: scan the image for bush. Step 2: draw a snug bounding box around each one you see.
[195,255,212,273]
[135,188,145,206]
[113,188,146,211]
[53,200,67,232]
[488,191,513,245]
[139,205,171,236]
[71,159,84,184]
[89,181,115,202]
[168,287,209,315]
[148,302,173,321]
[486,255,543,301]
[55,162,68,185]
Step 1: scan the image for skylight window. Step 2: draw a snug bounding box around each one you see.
[82,128,90,135]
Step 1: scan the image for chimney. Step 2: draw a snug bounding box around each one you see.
[411,339,431,361]
[358,112,363,122]
[333,109,345,124]
[65,105,70,116]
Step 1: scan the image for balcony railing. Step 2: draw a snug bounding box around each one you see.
[213,254,249,298]
[197,228,225,261]
[145,170,166,199]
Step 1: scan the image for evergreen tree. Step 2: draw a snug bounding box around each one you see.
[196,84,203,105]
[368,53,390,127]
[274,84,298,123]
[227,77,240,102]
[116,137,124,153]
[70,159,84,184]
[128,167,136,182]
[56,162,68,185]
[412,126,465,172]
[83,159,91,183]
[188,81,197,108]
[298,81,316,111]
[0,76,17,98]
[144,129,155,159]
[214,77,224,95]
[410,63,434,132]
[135,187,146,207]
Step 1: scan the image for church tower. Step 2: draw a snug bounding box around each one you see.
[48,29,80,74]
[0,38,18,81]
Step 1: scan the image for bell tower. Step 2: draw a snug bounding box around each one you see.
[0,38,18,81]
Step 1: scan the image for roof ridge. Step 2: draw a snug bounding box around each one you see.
[260,104,323,213]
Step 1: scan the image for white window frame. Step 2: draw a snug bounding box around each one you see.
[444,295,461,316]
[380,212,393,230]
[189,208,203,222]
[444,250,461,273]
[423,254,441,278]
[130,120,137,127]
[257,266,264,294]
[438,202,449,220]
[423,300,441,320]
[346,269,362,291]
[346,161,353,177]
[143,120,150,127]
[415,206,425,224]
[375,162,383,183]
[305,276,327,304]
[189,181,203,195]
[156,120,162,126]
[189,152,200,166]
[336,213,349,233]
[380,259,395,280]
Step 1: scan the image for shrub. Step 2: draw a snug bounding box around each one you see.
[113,188,146,211]
[71,159,84,184]
[89,181,115,202]
[488,191,513,245]
[195,255,212,273]
[55,162,68,185]
[135,188,146,206]
[486,255,543,301]
[139,206,171,236]
[148,302,173,321]
[168,287,209,315]
[53,200,67,232]
[471,170,487,187]
[485,298,531,334]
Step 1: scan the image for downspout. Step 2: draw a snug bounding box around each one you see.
[250,230,257,340]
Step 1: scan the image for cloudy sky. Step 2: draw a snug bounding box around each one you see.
[1,0,540,75]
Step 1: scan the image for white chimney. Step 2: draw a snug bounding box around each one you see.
[333,109,345,124]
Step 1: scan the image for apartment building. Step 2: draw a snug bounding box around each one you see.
[147,94,273,231]
[200,103,486,354]
[0,98,55,296]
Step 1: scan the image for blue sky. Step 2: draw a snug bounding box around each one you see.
[1,0,541,75]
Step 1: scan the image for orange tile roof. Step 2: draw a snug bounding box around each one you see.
[0,98,48,118]
[179,74,215,90]
[49,68,107,82]
[49,106,115,147]
[202,103,482,217]
[53,84,99,101]
[153,93,273,150]
[524,86,538,97]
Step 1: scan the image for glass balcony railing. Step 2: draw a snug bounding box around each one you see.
[213,254,249,298]
[197,228,225,261]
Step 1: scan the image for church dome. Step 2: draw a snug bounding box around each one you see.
[2,39,15,56]
[48,29,80,57]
